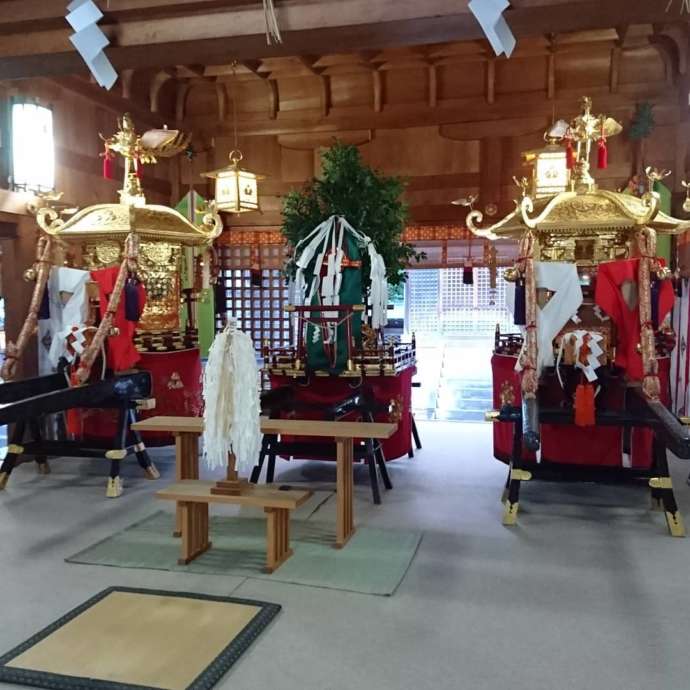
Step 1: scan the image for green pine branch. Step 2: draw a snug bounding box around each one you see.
[282,142,424,290]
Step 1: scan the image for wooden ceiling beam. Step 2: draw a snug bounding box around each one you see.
[47,75,166,128]
[186,88,680,138]
[0,0,255,33]
[1,0,688,80]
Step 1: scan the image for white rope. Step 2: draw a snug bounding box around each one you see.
[263,0,283,44]
[291,215,388,329]
[666,0,690,12]
[202,321,262,476]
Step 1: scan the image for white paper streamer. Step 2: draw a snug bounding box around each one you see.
[203,322,262,476]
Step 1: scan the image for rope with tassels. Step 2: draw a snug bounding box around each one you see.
[1,236,53,382]
[75,233,139,385]
[637,226,663,401]
[516,231,539,399]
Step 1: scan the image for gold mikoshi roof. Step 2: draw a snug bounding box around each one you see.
[36,202,223,246]
[465,97,690,247]
[470,189,690,240]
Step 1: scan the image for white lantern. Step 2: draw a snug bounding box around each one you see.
[523,139,569,198]
[202,150,264,214]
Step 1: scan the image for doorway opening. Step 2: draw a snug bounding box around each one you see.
[405,267,513,422]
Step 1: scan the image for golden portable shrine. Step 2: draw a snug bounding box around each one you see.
[473,97,690,535]
[0,114,222,497]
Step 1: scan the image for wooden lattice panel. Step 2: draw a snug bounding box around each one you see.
[217,245,291,354]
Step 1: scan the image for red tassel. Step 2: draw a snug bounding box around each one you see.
[135,157,143,179]
[574,383,596,427]
[565,138,574,170]
[597,138,608,169]
[102,144,113,180]
[66,371,82,437]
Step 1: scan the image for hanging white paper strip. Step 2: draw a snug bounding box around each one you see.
[468,0,516,58]
[66,0,118,90]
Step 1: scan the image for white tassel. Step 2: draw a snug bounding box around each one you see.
[263,0,283,44]
[203,322,262,476]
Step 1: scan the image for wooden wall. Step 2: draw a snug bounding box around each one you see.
[175,29,690,231]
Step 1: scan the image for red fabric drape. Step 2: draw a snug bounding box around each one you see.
[90,266,147,372]
[595,259,674,380]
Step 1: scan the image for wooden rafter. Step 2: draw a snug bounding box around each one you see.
[1,0,688,80]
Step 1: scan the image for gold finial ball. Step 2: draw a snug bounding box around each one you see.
[23,268,37,282]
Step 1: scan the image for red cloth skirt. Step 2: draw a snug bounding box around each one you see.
[270,367,415,461]
[491,353,670,470]
[81,348,203,446]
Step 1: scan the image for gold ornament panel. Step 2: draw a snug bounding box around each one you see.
[138,241,182,332]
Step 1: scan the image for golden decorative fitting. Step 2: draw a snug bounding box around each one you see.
[388,396,404,424]
[649,477,673,490]
[484,409,500,422]
[645,166,671,194]
[666,511,686,538]
[500,381,516,406]
[7,444,24,455]
[23,268,37,282]
[510,469,532,481]
[106,476,124,498]
[361,324,379,350]
[105,449,127,460]
[504,266,519,283]
[502,501,519,526]
[144,464,161,480]
[567,97,622,192]
[101,114,190,207]
[513,176,530,198]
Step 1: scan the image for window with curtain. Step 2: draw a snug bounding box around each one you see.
[10,102,55,193]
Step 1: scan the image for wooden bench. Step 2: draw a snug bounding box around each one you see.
[156,480,313,573]
[132,416,397,548]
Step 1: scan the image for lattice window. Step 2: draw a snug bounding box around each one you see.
[408,267,512,336]
[407,269,440,335]
[217,245,291,353]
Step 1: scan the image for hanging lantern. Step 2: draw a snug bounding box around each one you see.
[523,137,570,198]
[201,61,265,214]
[202,150,264,214]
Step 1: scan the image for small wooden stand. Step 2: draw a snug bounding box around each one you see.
[210,453,250,496]
[156,480,313,572]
